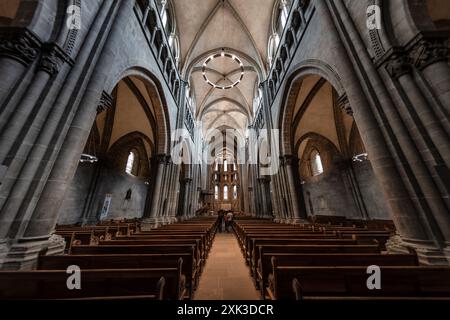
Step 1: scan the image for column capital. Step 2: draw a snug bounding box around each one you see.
[0,27,41,66]
[97,91,113,113]
[298,0,310,9]
[281,154,299,165]
[381,47,412,79]
[337,93,353,116]
[154,154,167,163]
[408,32,449,70]
[38,43,73,76]
[258,176,271,183]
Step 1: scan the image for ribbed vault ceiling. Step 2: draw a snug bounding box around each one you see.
[173,0,276,136]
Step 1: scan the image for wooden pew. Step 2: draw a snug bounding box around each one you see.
[0,267,184,300]
[248,238,367,275]
[240,232,339,257]
[116,234,210,258]
[268,263,450,300]
[38,255,193,299]
[70,243,200,286]
[244,235,344,260]
[258,253,418,299]
[99,239,205,266]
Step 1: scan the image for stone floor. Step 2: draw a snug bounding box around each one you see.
[194,231,260,300]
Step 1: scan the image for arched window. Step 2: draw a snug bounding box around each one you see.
[214,185,219,200]
[224,159,228,172]
[310,149,324,176]
[267,34,280,66]
[169,35,180,67]
[223,185,229,200]
[159,0,169,29]
[233,185,238,199]
[278,0,290,31]
[126,151,136,175]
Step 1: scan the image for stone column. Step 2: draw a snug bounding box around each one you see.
[383,52,450,245]
[335,93,369,220]
[0,28,41,128]
[409,34,450,133]
[0,0,116,243]
[158,156,172,223]
[0,44,71,164]
[140,154,166,229]
[269,173,281,220]
[0,44,73,241]
[284,155,306,222]
[182,178,192,218]
[257,177,266,218]
[278,157,291,222]
[324,0,448,263]
[264,177,273,218]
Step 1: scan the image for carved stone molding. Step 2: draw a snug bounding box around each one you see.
[337,93,353,116]
[38,43,73,76]
[0,27,41,66]
[409,35,449,70]
[154,154,167,164]
[258,176,271,183]
[182,177,193,184]
[97,91,113,113]
[184,106,195,139]
[383,49,412,79]
[282,154,299,166]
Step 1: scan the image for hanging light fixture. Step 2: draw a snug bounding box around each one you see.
[352,153,368,162]
[202,49,244,90]
[80,130,98,164]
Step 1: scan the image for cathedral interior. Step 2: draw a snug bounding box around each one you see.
[0,0,450,307]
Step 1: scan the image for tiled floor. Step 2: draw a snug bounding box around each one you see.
[194,232,260,300]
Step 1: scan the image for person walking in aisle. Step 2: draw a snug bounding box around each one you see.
[225,211,234,233]
[218,210,225,233]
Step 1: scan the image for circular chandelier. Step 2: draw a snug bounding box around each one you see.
[202,51,244,90]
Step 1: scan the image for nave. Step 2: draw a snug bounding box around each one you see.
[0,0,449,307]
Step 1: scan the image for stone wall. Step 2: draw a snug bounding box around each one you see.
[59,165,149,225]
[303,169,359,219]
[353,160,390,220]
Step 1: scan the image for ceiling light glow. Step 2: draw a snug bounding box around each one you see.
[202,51,245,90]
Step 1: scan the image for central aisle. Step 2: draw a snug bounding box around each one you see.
[194,232,260,300]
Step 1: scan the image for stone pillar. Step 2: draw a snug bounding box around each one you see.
[154,155,168,216]
[183,178,192,218]
[257,177,266,218]
[278,157,291,222]
[269,173,281,220]
[335,93,369,220]
[383,50,450,244]
[0,43,74,241]
[284,155,306,222]
[0,44,71,164]
[409,34,450,133]
[326,0,449,263]
[0,1,132,268]
[0,28,41,128]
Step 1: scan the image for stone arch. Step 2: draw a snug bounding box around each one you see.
[278,60,345,156]
[105,66,171,155]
